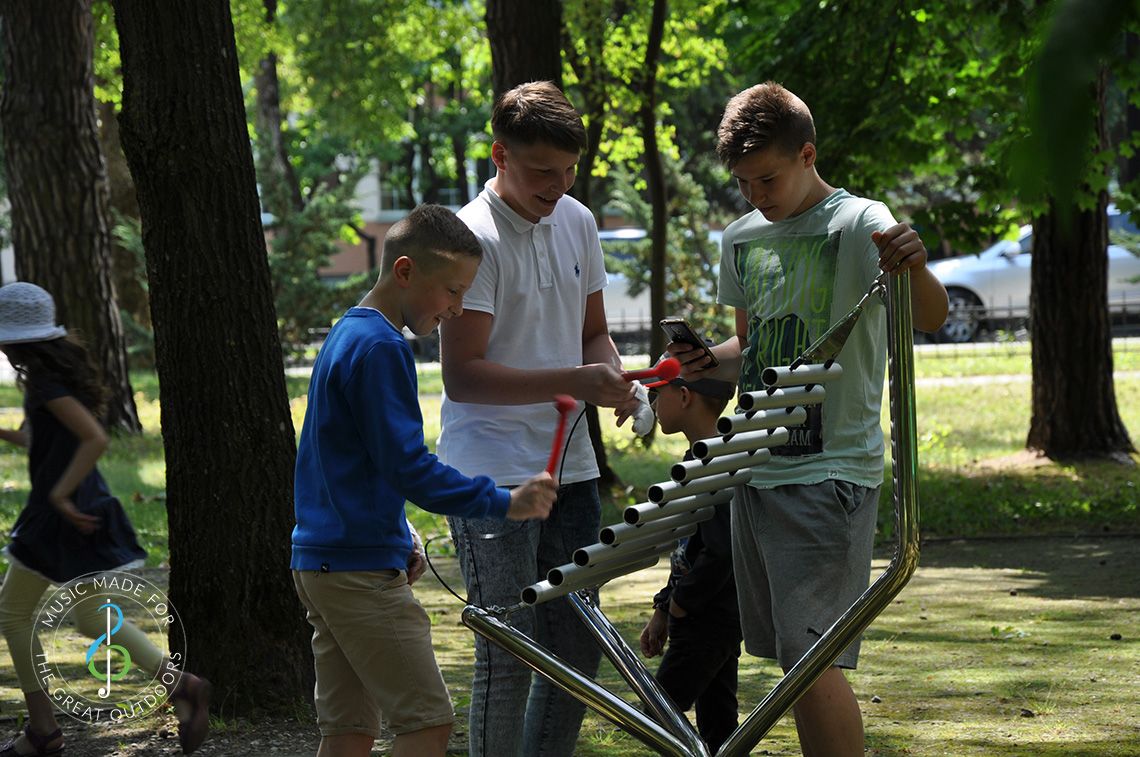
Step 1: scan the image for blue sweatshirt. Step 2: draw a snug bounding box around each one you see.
[291,307,510,572]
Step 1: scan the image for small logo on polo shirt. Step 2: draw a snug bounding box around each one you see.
[574,262,580,278]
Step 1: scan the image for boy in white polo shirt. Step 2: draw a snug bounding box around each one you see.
[438,81,640,757]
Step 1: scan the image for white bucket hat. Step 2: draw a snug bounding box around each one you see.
[0,282,68,345]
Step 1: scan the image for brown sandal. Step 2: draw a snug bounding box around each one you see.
[0,727,63,757]
[171,676,212,754]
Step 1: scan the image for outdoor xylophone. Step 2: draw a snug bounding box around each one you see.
[462,272,921,757]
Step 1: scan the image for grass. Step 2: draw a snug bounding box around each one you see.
[0,344,1137,755]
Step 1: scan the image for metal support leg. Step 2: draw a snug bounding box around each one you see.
[568,591,710,757]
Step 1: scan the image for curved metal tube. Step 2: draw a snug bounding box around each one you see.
[717,273,920,755]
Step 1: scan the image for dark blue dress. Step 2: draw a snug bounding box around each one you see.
[5,379,147,583]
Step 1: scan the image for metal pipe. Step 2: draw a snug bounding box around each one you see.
[601,507,715,545]
[716,406,806,436]
[760,361,843,388]
[624,490,733,525]
[648,469,752,504]
[717,273,920,756]
[671,448,770,483]
[690,428,789,460]
[568,593,711,757]
[692,429,789,461]
[520,556,660,605]
[738,384,826,412]
[551,543,671,584]
[461,605,693,757]
[574,526,695,567]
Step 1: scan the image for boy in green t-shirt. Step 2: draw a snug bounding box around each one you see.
[670,81,948,757]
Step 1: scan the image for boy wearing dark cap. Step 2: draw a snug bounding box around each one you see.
[639,371,742,754]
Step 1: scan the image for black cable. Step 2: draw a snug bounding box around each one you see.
[422,404,588,609]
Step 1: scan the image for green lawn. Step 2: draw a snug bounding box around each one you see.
[0,343,1137,755]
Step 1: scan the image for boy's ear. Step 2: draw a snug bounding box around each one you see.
[800,142,817,169]
[491,141,508,172]
[678,386,693,409]
[391,255,415,288]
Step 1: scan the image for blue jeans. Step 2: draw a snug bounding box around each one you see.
[448,479,603,757]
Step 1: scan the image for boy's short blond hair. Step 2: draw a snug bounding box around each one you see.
[380,203,482,274]
[492,81,588,154]
[716,81,816,168]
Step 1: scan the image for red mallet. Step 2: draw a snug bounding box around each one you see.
[545,394,578,476]
[621,357,681,384]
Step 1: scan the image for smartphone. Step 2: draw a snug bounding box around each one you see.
[659,318,719,368]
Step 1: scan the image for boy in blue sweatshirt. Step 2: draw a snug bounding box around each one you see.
[291,204,557,757]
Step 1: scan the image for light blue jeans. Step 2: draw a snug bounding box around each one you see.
[448,479,603,757]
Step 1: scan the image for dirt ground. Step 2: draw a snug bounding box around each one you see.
[3,534,1137,757]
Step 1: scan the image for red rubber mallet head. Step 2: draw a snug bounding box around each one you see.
[621,357,681,383]
[545,394,578,476]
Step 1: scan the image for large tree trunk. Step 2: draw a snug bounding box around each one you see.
[0,0,140,432]
[486,0,562,95]
[112,0,313,714]
[1027,69,1134,461]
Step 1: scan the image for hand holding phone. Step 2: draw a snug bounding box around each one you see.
[659,318,719,368]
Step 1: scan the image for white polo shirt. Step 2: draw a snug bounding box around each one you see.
[437,182,608,486]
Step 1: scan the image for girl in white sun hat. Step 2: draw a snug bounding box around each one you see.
[0,282,210,756]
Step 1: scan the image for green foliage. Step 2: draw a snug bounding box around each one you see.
[1015,0,1140,216]
[264,180,372,359]
[728,0,1042,251]
[605,156,734,341]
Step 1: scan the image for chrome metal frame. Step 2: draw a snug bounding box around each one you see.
[462,273,920,756]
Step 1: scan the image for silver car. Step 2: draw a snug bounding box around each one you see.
[927,208,1140,342]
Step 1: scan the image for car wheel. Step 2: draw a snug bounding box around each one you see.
[937,288,983,343]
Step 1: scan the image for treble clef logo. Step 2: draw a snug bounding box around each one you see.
[85,601,132,698]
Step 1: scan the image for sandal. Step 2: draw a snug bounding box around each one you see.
[171,675,212,754]
[0,727,63,757]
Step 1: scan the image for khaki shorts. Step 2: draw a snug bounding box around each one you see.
[292,569,454,737]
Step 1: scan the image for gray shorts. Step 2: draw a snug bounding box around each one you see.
[730,480,879,670]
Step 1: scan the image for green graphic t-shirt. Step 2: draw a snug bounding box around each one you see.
[717,189,894,488]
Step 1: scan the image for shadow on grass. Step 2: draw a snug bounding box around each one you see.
[908,536,1140,600]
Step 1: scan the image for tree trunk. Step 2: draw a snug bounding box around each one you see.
[0,0,140,432]
[111,0,313,714]
[486,0,563,96]
[1027,69,1135,461]
[254,0,303,217]
[640,0,668,361]
[97,99,150,335]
